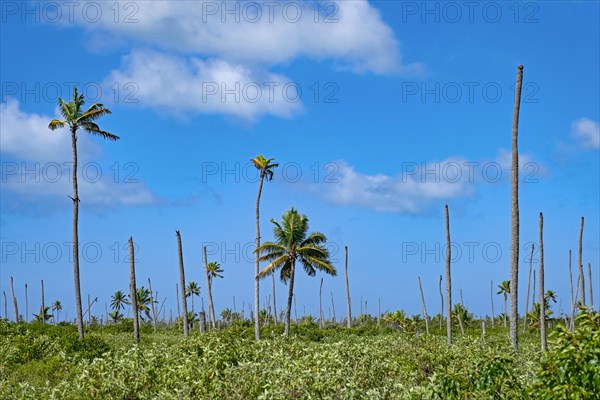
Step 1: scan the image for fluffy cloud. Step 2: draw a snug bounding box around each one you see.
[571,117,600,149]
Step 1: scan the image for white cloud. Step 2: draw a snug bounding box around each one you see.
[62,0,417,75]
[105,50,303,120]
[0,99,160,211]
[571,117,600,149]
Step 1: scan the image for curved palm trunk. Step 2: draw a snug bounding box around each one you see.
[539,213,546,351]
[254,174,265,340]
[523,244,534,333]
[510,65,524,351]
[344,246,352,328]
[578,217,585,306]
[284,260,296,337]
[71,128,84,339]
[418,276,429,334]
[203,246,216,329]
[129,237,139,345]
[176,231,189,337]
[10,276,18,322]
[445,204,452,345]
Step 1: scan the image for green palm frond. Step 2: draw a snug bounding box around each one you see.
[48,119,67,130]
[80,122,120,140]
[258,255,289,278]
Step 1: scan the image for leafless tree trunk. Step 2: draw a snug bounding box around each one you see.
[199,310,206,333]
[568,250,574,331]
[418,276,429,334]
[532,270,536,310]
[319,278,324,328]
[445,204,452,345]
[539,213,546,351]
[3,291,7,320]
[524,244,534,333]
[571,275,580,331]
[482,321,486,346]
[129,237,139,345]
[10,276,19,322]
[87,294,92,325]
[344,246,352,328]
[331,292,336,323]
[490,280,495,328]
[176,231,189,337]
[41,280,45,324]
[272,275,278,324]
[588,263,594,310]
[176,284,181,331]
[578,217,585,306]
[439,275,444,329]
[377,298,381,328]
[25,283,28,323]
[148,278,158,332]
[510,64,524,351]
[293,295,298,322]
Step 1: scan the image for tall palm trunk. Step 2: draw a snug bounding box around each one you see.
[490,280,495,328]
[319,278,324,328]
[331,292,336,323]
[439,275,444,329]
[503,294,507,327]
[578,217,585,306]
[254,174,265,340]
[344,246,352,328]
[588,263,594,310]
[445,204,452,345]
[3,291,7,320]
[176,231,189,337]
[129,237,139,345]
[272,275,278,324]
[284,260,296,337]
[524,244,534,333]
[25,283,28,323]
[418,276,429,334]
[41,280,45,324]
[175,284,181,331]
[10,277,19,322]
[510,64,524,351]
[203,246,216,329]
[539,212,546,351]
[568,250,574,331]
[70,128,85,338]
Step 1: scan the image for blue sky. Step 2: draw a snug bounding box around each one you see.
[1,1,599,322]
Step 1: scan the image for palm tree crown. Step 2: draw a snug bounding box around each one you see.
[111,290,130,311]
[252,155,279,181]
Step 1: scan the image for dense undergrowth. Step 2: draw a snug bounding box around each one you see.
[0,311,598,399]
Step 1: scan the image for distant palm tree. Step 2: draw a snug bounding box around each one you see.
[497,280,510,327]
[185,281,200,315]
[111,290,130,311]
[48,87,120,339]
[256,208,336,337]
[33,306,53,322]
[51,300,62,323]
[133,287,155,321]
[108,311,123,323]
[206,261,224,327]
[252,155,279,341]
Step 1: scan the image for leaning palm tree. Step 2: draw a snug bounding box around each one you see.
[497,280,511,327]
[252,155,279,340]
[51,300,62,324]
[110,290,130,311]
[256,208,336,337]
[48,87,120,339]
[185,281,201,315]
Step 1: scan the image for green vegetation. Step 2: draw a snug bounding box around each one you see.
[1,310,598,399]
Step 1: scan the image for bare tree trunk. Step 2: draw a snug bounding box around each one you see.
[25,283,28,323]
[148,278,158,332]
[588,263,594,310]
[331,292,336,323]
[293,295,298,322]
[254,174,265,341]
[344,246,352,328]
[578,217,585,306]
[418,276,429,334]
[490,280,495,328]
[129,237,139,345]
[445,204,452,345]
[439,275,444,330]
[41,280,45,324]
[319,278,324,328]
[87,294,92,325]
[176,284,181,331]
[199,310,206,333]
[568,250,574,331]
[176,231,189,338]
[510,64,524,351]
[10,276,19,322]
[524,244,534,333]
[571,275,580,331]
[457,311,464,336]
[532,270,536,310]
[539,213,546,351]
[360,295,363,317]
[377,298,381,328]
[203,246,216,329]
[3,291,7,320]
[272,274,278,324]
[482,321,486,346]
[284,260,296,337]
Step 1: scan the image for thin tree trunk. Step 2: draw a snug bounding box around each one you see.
[41,280,45,324]
[571,275,580,331]
[482,321,486,346]
[457,311,464,335]
[568,250,574,330]
[418,276,429,334]
[70,127,84,339]
[445,204,452,345]
[510,64,524,351]
[176,231,189,337]
[25,283,28,323]
[377,298,381,328]
[284,260,296,337]
[203,246,216,329]
[360,295,363,316]
[87,294,92,325]
[490,280,495,328]
[233,296,237,314]
[199,310,206,333]
[3,291,7,320]
[176,284,181,331]
[129,237,139,345]
[148,278,158,332]
[331,292,336,323]
[319,278,324,328]
[524,243,534,333]
[532,270,536,310]
[578,216,585,306]
[588,263,594,310]
[539,212,546,351]
[10,276,19,322]
[439,275,444,329]
[344,246,352,328]
[503,295,507,328]
[293,295,298,322]
[272,274,278,324]
[254,174,265,340]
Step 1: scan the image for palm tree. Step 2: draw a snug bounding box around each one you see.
[185,281,201,315]
[51,300,62,323]
[510,65,524,351]
[111,290,130,311]
[206,259,224,327]
[48,87,120,339]
[108,310,123,323]
[33,306,53,322]
[252,155,279,340]
[256,208,336,337]
[497,280,510,327]
[176,231,189,337]
[133,287,155,321]
[445,204,452,345]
